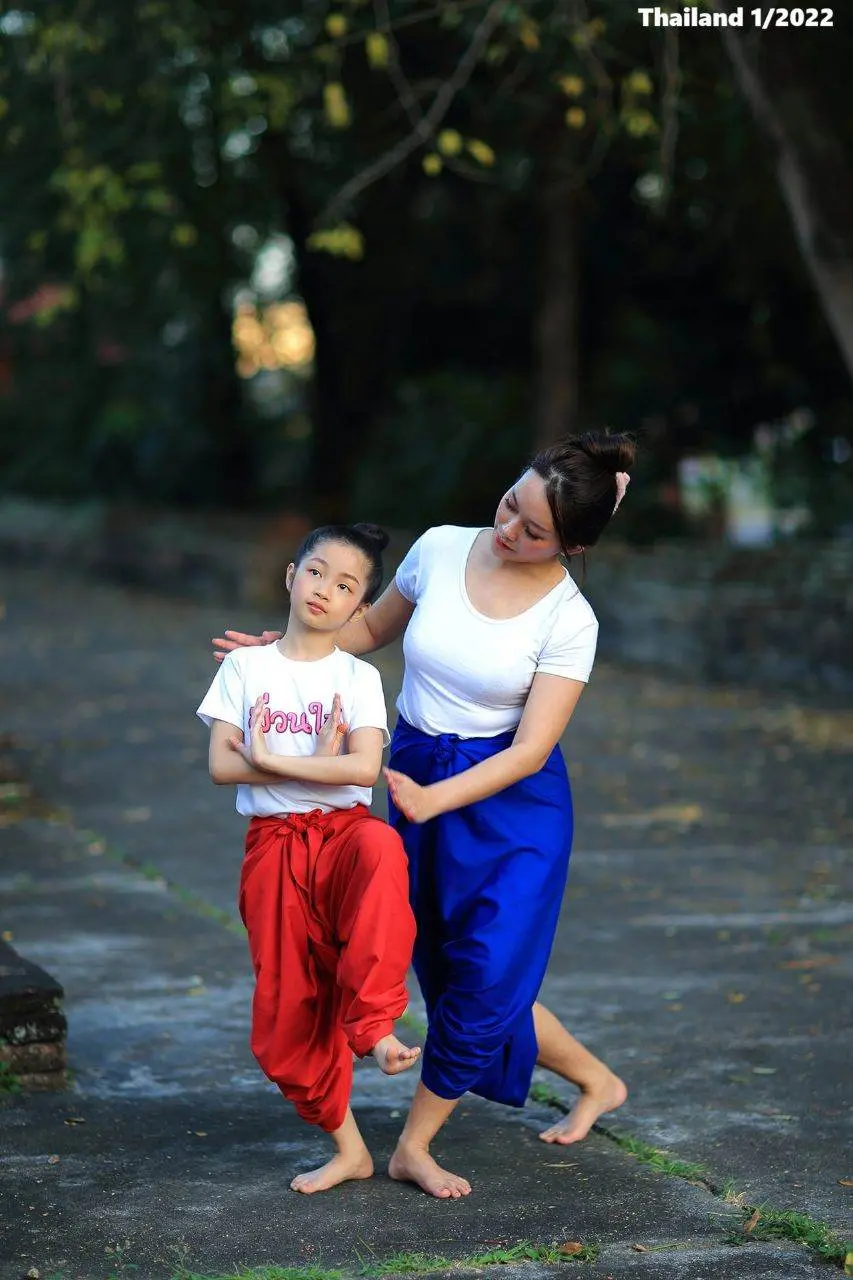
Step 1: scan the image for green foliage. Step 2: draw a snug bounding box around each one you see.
[1,0,851,519]
[0,1060,22,1094]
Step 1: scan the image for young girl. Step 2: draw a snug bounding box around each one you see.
[215,432,633,1199]
[197,522,419,1195]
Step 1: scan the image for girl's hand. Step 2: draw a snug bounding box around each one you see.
[249,694,272,766]
[212,629,281,664]
[226,734,252,764]
[383,768,439,824]
[315,693,348,757]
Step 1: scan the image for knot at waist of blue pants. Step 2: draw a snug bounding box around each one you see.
[432,733,461,764]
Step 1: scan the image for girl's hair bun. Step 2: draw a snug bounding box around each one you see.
[576,430,636,475]
[352,522,390,553]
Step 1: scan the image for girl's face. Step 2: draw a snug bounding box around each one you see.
[492,470,562,563]
[285,539,370,631]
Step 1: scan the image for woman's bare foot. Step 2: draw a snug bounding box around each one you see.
[290,1148,374,1194]
[372,1033,421,1076]
[389,1142,471,1199]
[538,1071,628,1145]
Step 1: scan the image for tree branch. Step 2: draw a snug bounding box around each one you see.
[315,0,509,228]
[373,0,423,129]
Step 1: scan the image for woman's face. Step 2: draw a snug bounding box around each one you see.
[492,470,562,563]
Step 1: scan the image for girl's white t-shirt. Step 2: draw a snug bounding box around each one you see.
[395,525,598,739]
[197,644,389,817]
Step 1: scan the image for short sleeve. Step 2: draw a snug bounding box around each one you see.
[348,661,391,746]
[536,609,599,684]
[395,530,432,602]
[196,653,245,730]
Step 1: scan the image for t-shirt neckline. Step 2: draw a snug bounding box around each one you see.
[272,642,341,665]
[459,528,570,625]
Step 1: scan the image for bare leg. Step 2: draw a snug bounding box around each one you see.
[389,1081,472,1198]
[533,1002,627,1144]
[372,1033,422,1076]
[290,1107,374,1194]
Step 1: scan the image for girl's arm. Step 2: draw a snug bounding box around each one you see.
[212,581,415,661]
[208,692,348,784]
[384,674,585,823]
[249,723,386,788]
[209,720,282,785]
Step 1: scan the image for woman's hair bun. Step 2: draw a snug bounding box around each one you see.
[576,430,636,476]
[352,522,390,553]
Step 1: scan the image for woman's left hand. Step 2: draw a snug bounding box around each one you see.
[383,767,439,824]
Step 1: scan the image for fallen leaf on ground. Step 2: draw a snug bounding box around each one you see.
[122,807,151,822]
[727,992,746,1003]
[780,956,839,970]
[601,803,703,828]
[47,1155,60,1165]
[631,1244,649,1252]
[743,1209,761,1233]
[838,1178,853,1187]
[558,1243,583,1255]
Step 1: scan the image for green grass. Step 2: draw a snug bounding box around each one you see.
[77,828,247,937]
[726,1204,851,1265]
[358,1254,450,1276]
[604,1132,711,1185]
[172,1242,601,1280]
[396,1010,428,1039]
[358,1242,599,1273]
[527,1083,565,1111]
[174,1269,343,1280]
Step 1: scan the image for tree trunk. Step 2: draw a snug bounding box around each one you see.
[722,17,853,385]
[267,143,419,522]
[534,148,583,449]
[199,293,253,506]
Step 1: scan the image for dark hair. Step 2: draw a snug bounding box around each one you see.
[529,430,637,554]
[293,522,390,604]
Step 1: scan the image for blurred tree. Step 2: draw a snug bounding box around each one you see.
[721,9,853,385]
[0,0,850,529]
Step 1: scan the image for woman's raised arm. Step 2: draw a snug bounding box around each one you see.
[212,581,414,662]
[337,582,415,655]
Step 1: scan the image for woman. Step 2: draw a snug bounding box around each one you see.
[215,430,632,1199]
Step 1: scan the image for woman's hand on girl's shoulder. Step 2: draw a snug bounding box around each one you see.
[212,629,282,664]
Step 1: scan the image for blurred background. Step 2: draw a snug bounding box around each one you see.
[1,0,852,686]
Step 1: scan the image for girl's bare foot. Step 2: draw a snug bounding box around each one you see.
[290,1148,374,1194]
[538,1071,628,1145]
[389,1142,471,1198]
[372,1033,421,1076]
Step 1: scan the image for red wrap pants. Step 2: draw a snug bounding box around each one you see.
[239,805,416,1132]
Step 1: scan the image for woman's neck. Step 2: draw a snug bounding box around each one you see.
[277,620,338,662]
[478,532,564,584]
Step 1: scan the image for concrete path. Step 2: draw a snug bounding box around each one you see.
[0,565,850,1279]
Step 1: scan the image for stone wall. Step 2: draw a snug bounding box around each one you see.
[1,498,851,694]
[582,541,853,695]
[0,941,67,1091]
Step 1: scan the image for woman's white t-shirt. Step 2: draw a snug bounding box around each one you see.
[197,644,389,817]
[395,525,598,739]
